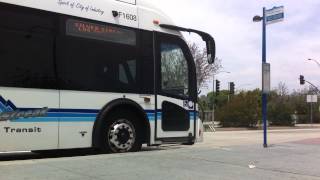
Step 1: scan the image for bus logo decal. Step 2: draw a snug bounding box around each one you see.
[0,96,49,121]
[0,96,17,112]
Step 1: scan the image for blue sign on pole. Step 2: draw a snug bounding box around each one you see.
[266,6,284,25]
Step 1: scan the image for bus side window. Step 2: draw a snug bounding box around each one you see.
[0,4,57,89]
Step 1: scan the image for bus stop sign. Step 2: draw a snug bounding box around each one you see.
[266,6,284,25]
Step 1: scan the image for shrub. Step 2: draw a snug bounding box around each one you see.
[268,100,295,126]
[216,90,261,128]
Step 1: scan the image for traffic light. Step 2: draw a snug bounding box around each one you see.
[216,80,220,95]
[230,82,235,95]
[299,75,305,85]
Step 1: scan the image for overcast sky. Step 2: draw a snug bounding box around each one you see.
[150,0,320,94]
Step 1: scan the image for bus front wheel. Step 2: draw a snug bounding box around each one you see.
[100,110,142,153]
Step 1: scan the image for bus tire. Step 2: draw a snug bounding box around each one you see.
[100,110,142,153]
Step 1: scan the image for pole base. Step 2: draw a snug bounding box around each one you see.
[263,144,268,148]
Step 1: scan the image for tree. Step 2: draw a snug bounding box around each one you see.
[198,95,209,113]
[199,82,320,127]
[188,43,222,90]
[277,81,289,96]
[216,89,261,128]
[268,82,296,126]
[291,88,320,124]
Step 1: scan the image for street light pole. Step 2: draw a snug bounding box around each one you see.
[308,58,320,68]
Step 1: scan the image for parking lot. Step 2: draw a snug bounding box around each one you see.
[1,128,320,180]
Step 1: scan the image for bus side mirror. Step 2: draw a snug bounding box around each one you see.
[207,54,214,64]
[206,39,216,64]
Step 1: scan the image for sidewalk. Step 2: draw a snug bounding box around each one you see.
[214,124,320,132]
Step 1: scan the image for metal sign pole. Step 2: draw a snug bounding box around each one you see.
[307,95,318,126]
[262,7,268,148]
[311,102,313,126]
[254,5,283,148]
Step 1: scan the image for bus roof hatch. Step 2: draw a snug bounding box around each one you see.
[159,24,216,64]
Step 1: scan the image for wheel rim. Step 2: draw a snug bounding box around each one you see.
[107,119,136,152]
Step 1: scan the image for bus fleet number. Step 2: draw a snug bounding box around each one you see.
[118,12,137,21]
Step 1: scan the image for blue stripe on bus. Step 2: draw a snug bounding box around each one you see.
[12,117,97,123]
[8,109,197,123]
[19,108,101,114]
[47,113,98,118]
[12,117,194,123]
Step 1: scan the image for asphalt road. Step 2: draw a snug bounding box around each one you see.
[1,129,320,180]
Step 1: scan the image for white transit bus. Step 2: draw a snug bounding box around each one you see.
[0,0,215,153]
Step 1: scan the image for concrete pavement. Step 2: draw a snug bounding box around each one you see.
[201,128,320,147]
[0,129,320,180]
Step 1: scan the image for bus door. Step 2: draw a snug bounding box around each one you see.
[154,32,197,143]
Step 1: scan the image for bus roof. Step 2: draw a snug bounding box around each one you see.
[0,0,180,35]
[137,0,179,35]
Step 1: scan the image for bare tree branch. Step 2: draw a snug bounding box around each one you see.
[276,82,289,96]
[188,42,222,90]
